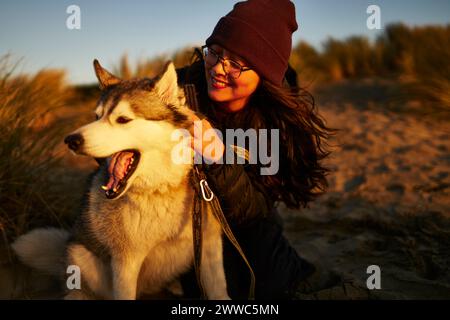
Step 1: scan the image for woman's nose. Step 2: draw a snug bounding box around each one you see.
[210,59,227,76]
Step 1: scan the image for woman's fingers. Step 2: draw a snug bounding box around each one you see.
[185,114,225,163]
[187,114,201,137]
[186,110,201,124]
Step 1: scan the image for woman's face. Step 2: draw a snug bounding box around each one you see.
[204,44,260,113]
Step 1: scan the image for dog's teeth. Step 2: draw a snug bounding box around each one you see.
[130,158,134,164]
[101,185,108,190]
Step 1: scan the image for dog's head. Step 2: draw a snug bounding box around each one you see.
[64,60,194,199]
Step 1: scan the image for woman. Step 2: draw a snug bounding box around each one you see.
[178,0,336,299]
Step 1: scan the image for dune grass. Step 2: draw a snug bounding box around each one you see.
[289,24,450,119]
[0,55,78,248]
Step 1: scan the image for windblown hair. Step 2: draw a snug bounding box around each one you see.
[182,49,336,209]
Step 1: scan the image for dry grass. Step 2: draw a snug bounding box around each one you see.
[291,24,450,118]
[113,45,197,79]
[0,55,78,247]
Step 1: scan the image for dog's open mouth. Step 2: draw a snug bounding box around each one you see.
[102,149,140,199]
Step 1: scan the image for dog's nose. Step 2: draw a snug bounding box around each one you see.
[64,133,84,151]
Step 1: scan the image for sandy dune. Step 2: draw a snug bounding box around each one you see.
[282,82,450,299]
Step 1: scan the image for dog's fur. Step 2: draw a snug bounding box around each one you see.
[11,61,229,300]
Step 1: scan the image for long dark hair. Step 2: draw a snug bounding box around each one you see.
[183,49,335,209]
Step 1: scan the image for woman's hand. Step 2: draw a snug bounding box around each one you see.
[186,112,225,164]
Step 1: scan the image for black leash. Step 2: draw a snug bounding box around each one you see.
[184,84,255,300]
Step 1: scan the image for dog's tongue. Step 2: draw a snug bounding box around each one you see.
[105,151,134,191]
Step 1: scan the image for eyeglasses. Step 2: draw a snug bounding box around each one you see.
[201,45,251,79]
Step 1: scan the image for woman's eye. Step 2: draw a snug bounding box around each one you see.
[116,117,132,124]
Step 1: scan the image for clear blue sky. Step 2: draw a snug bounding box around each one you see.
[1,0,449,84]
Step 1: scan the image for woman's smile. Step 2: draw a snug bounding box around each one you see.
[204,44,260,112]
[210,75,229,89]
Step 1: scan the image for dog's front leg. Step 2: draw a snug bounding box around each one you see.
[111,255,145,300]
[201,230,230,300]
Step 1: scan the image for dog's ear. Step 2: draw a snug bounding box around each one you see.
[93,59,121,90]
[154,61,178,105]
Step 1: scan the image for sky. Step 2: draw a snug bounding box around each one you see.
[1,0,449,84]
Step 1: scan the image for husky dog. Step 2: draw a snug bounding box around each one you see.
[12,60,229,300]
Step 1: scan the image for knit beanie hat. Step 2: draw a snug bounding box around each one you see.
[205,0,298,86]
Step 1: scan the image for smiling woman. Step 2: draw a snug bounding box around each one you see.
[177,0,338,299]
[202,45,260,112]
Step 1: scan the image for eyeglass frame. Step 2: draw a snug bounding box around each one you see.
[201,45,252,79]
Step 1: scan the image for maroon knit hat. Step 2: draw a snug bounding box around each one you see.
[205,0,298,86]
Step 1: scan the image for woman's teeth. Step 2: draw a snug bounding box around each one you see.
[212,78,227,88]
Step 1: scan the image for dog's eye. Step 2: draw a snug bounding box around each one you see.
[116,116,132,124]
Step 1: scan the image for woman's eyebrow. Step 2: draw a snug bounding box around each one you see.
[231,56,248,66]
[224,51,246,64]
[230,55,244,62]
[213,46,247,65]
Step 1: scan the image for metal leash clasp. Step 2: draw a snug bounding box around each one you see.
[200,179,214,202]
[194,166,214,202]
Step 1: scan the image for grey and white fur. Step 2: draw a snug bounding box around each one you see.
[11,60,229,300]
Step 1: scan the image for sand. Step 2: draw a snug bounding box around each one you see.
[281,81,450,299]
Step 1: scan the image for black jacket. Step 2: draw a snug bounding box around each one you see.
[177,62,312,299]
[177,64,274,228]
